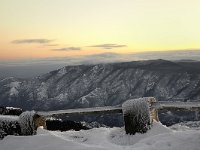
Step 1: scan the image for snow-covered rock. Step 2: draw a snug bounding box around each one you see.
[18,111,38,135]
[122,98,151,134]
[0,111,45,139]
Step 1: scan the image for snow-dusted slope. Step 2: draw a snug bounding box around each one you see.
[1,60,200,111]
[170,121,200,131]
[0,122,199,150]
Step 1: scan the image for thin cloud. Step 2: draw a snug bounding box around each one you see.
[12,39,54,44]
[89,44,127,49]
[44,44,59,47]
[1,50,200,78]
[52,47,81,51]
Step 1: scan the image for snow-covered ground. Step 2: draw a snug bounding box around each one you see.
[0,121,200,150]
[170,121,200,131]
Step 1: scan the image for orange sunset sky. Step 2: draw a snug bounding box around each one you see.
[0,0,200,60]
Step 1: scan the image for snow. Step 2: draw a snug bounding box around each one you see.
[0,77,15,83]
[122,98,150,115]
[5,107,21,110]
[170,121,200,131]
[57,67,67,76]
[109,122,171,146]
[79,96,90,105]
[0,115,18,122]
[9,81,21,96]
[55,93,69,102]
[0,121,199,150]
[38,105,122,116]
[37,82,48,100]
[153,101,200,109]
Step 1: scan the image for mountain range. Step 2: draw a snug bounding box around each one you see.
[0,59,200,126]
[0,59,200,111]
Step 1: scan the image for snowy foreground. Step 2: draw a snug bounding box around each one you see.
[0,122,200,150]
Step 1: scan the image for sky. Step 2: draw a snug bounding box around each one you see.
[0,0,200,61]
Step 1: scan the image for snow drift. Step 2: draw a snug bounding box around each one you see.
[0,121,199,150]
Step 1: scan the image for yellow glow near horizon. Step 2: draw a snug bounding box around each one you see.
[0,0,200,60]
